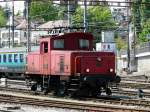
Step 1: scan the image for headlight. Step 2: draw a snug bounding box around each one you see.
[110,68,113,72]
[86,68,90,72]
[97,57,101,61]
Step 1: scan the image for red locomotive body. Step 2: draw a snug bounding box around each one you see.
[26,32,120,96]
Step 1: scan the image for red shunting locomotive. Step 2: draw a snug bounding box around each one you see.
[26,32,120,96]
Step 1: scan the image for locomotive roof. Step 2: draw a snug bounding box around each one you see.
[54,32,93,38]
[40,32,93,39]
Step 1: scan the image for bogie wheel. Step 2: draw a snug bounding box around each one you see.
[91,88,101,97]
[57,81,66,97]
[43,88,49,95]
[31,84,37,91]
[106,88,112,96]
[77,84,91,97]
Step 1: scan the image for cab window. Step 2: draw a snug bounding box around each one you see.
[41,42,48,53]
[44,42,48,53]
[54,39,64,49]
[79,39,89,49]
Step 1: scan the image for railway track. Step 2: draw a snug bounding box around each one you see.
[0,79,150,111]
[121,75,150,82]
[0,91,150,112]
[6,78,150,90]
[119,82,150,89]
[2,79,150,98]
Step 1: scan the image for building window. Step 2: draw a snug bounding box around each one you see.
[24,32,27,37]
[14,40,18,44]
[2,33,7,39]
[20,54,24,62]
[2,33,5,38]
[15,32,18,37]
[6,33,9,38]
[54,39,64,49]
[3,55,6,63]
[8,54,12,62]
[14,54,18,63]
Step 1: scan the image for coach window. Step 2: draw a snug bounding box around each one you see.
[14,54,18,63]
[3,55,6,63]
[54,39,64,49]
[20,54,24,62]
[79,39,89,49]
[0,55,1,63]
[8,54,12,62]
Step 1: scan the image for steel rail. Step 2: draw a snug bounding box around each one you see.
[0,93,149,112]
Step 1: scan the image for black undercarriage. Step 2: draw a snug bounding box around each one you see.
[26,74,120,97]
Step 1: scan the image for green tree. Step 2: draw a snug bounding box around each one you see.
[140,0,150,23]
[72,6,116,43]
[132,0,142,36]
[132,0,150,42]
[139,18,150,42]
[30,1,64,21]
[71,6,84,26]
[72,6,115,27]
[0,7,7,27]
[115,37,127,51]
[88,6,112,22]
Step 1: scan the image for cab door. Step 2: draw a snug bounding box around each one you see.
[41,41,50,75]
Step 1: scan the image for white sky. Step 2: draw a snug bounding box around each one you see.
[0,1,24,15]
[0,0,125,15]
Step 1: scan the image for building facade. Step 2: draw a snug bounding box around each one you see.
[0,20,68,48]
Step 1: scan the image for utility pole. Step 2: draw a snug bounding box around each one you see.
[68,0,71,32]
[127,0,131,73]
[132,26,136,72]
[26,0,31,52]
[84,0,87,32]
[12,0,14,47]
[5,2,11,48]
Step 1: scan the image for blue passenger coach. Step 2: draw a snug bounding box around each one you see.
[0,46,39,78]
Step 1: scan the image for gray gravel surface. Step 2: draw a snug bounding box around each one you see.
[0,103,81,112]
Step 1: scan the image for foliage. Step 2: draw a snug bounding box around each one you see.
[30,1,64,21]
[0,7,7,27]
[140,0,150,23]
[88,6,112,22]
[72,6,115,27]
[132,0,150,42]
[115,37,127,51]
[71,6,84,26]
[115,33,127,50]
[132,0,142,35]
[57,6,66,20]
[72,6,116,43]
[139,18,150,42]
